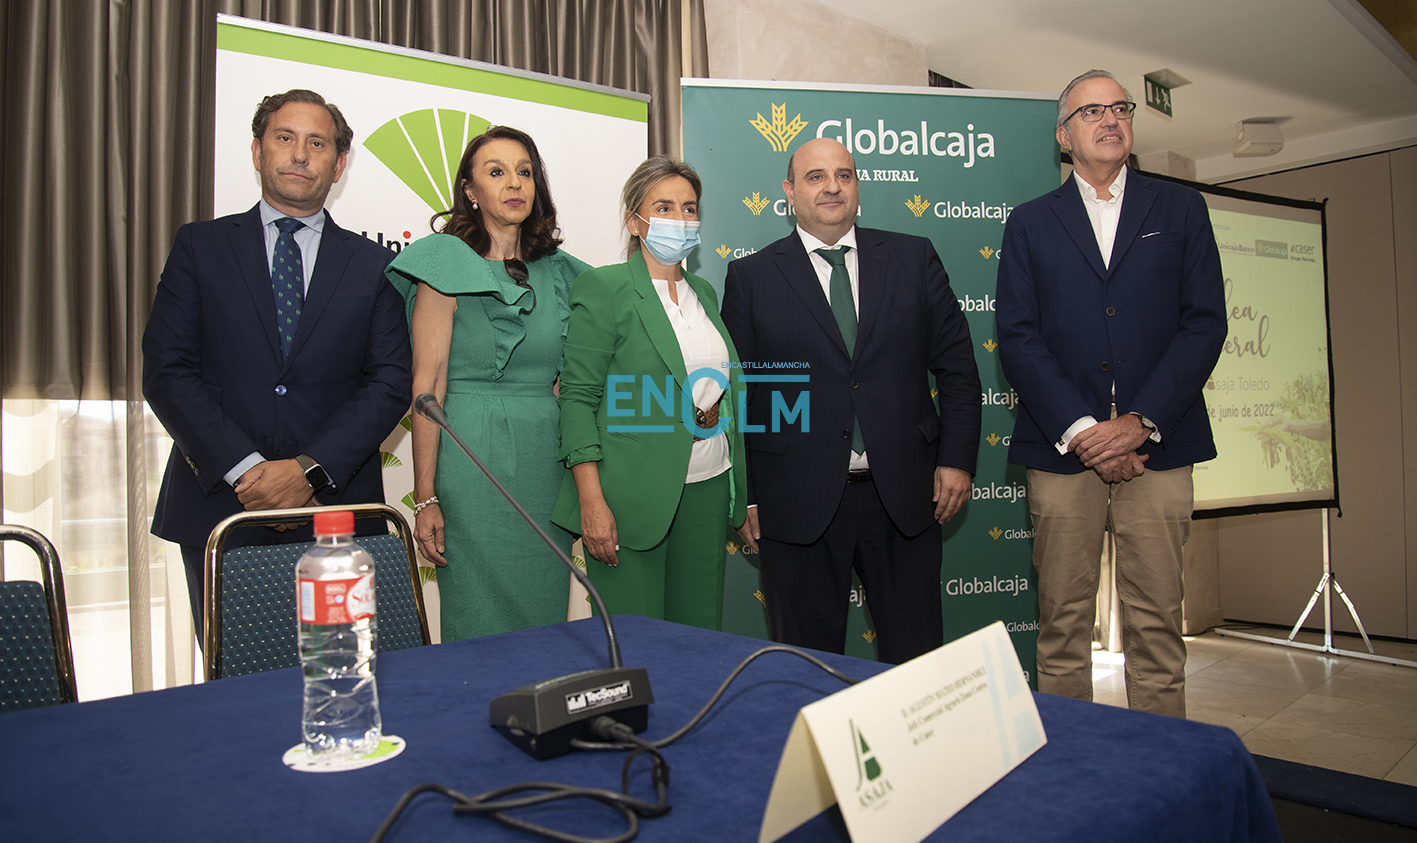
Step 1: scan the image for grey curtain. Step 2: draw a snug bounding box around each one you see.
[0,0,706,694]
[1,0,707,402]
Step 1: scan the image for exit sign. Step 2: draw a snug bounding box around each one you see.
[1145,77,1172,116]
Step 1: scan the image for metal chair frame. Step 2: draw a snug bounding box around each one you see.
[0,525,79,704]
[202,503,431,681]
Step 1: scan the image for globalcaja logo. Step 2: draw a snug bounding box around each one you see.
[932,198,1015,223]
[816,119,996,168]
[978,246,997,259]
[985,527,1035,540]
[607,369,810,436]
[851,720,893,811]
[981,339,998,352]
[725,540,757,556]
[1255,240,1288,259]
[981,387,1018,409]
[985,433,1009,447]
[362,108,491,252]
[972,482,1027,502]
[715,244,732,258]
[742,192,771,215]
[905,195,930,217]
[751,103,809,152]
[945,574,1029,596]
[960,294,995,312]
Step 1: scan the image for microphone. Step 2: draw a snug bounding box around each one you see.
[413,393,653,759]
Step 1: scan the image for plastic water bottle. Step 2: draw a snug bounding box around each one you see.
[297,510,381,760]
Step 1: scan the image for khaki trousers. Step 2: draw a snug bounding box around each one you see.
[1027,465,1193,718]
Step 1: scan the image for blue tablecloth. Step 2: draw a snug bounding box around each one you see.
[0,616,1279,841]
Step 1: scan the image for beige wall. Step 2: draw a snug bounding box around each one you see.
[1222,148,1415,639]
[703,0,927,86]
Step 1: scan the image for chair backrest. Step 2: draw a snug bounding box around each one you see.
[204,504,430,680]
[0,525,78,711]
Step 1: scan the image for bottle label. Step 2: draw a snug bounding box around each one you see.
[299,574,375,625]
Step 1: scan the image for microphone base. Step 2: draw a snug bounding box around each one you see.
[489,666,653,760]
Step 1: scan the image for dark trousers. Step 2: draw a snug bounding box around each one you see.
[758,479,943,665]
[180,544,206,646]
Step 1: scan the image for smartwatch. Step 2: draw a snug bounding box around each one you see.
[294,453,335,494]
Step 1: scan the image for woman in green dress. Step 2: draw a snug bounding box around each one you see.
[385,126,588,642]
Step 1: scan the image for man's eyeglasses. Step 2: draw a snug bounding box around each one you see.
[1064,101,1137,124]
[505,258,535,310]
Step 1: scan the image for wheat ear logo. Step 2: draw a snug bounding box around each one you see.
[905,195,930,217]
[365,109,491,212]
[986,433,1001,446]
[982,339,998,352]
[715,244,732,258]
[743,192,771,215]
[989,527,1004,540]
[751,103,808,152]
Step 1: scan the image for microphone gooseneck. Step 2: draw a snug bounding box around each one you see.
[413,393,623,669]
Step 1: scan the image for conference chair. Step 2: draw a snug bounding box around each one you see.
[0,525,79,711]
[203,503,431,681]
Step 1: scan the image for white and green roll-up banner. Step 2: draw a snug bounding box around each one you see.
[683,80,1058,681]
[215,16,649,635]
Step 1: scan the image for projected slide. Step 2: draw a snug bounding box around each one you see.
[1191,189,1334,514]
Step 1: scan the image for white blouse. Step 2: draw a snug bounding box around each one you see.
[650,276,732,484]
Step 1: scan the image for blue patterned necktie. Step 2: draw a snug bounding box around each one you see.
[272,217,305,360]
[816,246,865,453]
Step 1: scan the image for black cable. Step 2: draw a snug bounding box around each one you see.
[370,646,855,842]
[572,645,859,752]
[369,718,668,843]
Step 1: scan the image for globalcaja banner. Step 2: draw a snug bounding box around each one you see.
[216,16,649,636]
[682,79,1060,680]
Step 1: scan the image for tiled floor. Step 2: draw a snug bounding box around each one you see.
[1092,626,1417,786]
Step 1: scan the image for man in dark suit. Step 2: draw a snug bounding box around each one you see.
[995,70,1226,717]
[722,138,981,664]
[143,89,412,636]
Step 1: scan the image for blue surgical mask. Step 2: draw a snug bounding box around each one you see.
[637,214,701,265]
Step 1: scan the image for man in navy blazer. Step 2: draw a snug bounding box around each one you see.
[723,138,981,664]
[143,90,412,636]
[995,71,1226,717]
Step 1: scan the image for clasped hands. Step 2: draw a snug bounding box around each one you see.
[1068,414,1151,483]
[234,459,316,532]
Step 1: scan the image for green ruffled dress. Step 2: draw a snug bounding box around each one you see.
[385,234,591,641]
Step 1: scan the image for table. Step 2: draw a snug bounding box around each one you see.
[0,616,1279,842]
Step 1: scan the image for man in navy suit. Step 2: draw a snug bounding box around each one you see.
[723,138,981,665]
[143,89,412,636]
[995,70,1226,717]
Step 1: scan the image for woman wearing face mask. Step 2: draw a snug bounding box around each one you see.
[552,156,747,629]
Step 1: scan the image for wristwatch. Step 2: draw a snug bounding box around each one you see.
[1131,413,1158,435]
[294,453,335,494]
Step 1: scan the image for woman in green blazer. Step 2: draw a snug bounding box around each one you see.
[552,156,748,629]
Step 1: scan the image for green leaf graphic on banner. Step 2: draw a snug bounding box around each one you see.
[365,109,490,213]
[400,491,417,510]
[380,451,403,468]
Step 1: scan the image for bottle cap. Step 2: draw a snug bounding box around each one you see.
[313,510,355,536]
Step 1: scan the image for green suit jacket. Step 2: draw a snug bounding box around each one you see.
[552,252,747,550]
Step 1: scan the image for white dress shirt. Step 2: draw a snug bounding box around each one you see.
[797,225,868,470]
[650,275,731,484]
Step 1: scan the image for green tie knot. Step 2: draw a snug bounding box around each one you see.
[816,246,849,266]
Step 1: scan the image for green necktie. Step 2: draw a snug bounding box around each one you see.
[816,246,865,453]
